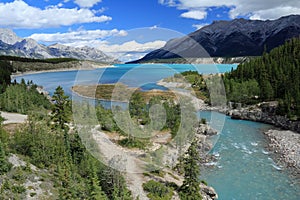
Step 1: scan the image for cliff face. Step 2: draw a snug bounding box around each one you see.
[132,15,300,63]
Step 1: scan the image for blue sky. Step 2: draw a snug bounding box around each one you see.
[0,0,300,61]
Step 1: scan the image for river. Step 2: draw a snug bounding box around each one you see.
[14,64,300,199]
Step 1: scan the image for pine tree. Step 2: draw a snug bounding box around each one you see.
[90,164,108,200]
[179,140,202,200]
[51,86,71,130]
[51,86,72,160]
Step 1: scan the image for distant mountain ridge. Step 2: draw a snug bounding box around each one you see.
[0,28,118,63]
[132,15,300,63]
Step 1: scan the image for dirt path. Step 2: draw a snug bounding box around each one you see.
[1,111,28,124]
[91,126,149,200]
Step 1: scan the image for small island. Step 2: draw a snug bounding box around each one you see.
[72,83,177,102]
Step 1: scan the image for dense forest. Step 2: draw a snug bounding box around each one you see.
[0,55,78,64]
[224,37,300,117]
[0,61,13,93]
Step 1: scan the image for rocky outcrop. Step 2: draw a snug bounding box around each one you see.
[201,183,218,200]
[227,102,300,133]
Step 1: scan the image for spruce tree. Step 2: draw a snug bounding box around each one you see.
[51,86,71,130]
[179,140,202,200]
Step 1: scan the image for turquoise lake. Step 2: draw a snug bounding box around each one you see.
[14,64,300,200]
[14,63,236,96]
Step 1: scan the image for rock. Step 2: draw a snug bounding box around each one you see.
[8,154,37,171]
[201,183,218,200]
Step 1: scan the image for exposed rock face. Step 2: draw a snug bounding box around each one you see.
[227,102,300,133]
[201,183,218,200]
[133,15,300,63]
[48,44,118,63]
[0,28,22,45]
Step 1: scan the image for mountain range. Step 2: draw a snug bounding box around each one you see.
[0,29,117,63]
[131,15,300,63]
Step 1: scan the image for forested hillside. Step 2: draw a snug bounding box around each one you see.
[224,37,300,117]
[0,60,132,199]
[0,60,12,93]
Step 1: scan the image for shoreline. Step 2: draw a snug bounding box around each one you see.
[264,129,300,180]
[11,64,115,78]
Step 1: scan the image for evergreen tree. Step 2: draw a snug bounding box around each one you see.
[51,86,72,157]
[0,141,12,175]
[51,86,71,130]
[179,140,202,200]
[89,161,108,200]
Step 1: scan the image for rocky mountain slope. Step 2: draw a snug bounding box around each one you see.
[0,28,117,63]
[132,15,300,63]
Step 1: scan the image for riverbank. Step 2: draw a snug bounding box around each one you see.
[226,103,300,133]
[85,122,219,199]
[264,129,300,178]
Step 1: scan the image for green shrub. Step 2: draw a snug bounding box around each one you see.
[200,118,207,124]
[30,192,37,197]
[12,185,26,194]
[118,138,148,149]
[143,180,173,200]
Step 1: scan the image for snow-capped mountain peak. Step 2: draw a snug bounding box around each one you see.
[0,28,22,45]
[0,30,118,63]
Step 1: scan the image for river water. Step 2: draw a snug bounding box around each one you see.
[14,64,299,199]
[199,111,299,200]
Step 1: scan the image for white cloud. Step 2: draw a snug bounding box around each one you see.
[160,0,300,20]
[29,29,127,44]
[150,25,159,30]
[192,23,209,30]
[180,10,207,20]
[74,0,102,8]
[97,40,167,62]
[98,40,166,53]
[63,39,166,62]
[0,0,111,29]
[239,6,300,20]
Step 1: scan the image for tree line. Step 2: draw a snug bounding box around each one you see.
[223,37,300,117]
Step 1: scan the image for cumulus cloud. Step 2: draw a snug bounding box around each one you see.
[160,0,300,20]
[29,29,127,44]
[97,40,167,62]
[63,39,166,62]
[98,40,166,53]
[0,0,111,29]
[180,10,207,20]
[74,0,102,8]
